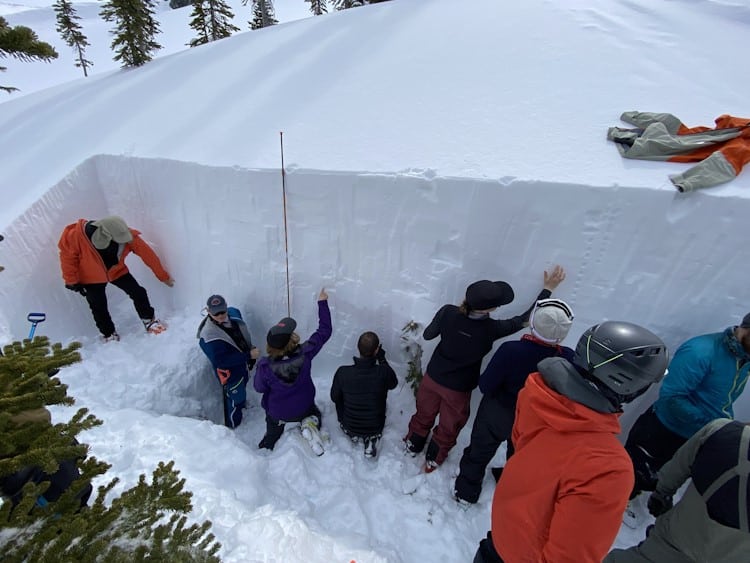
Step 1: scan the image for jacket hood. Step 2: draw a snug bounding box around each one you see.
[517,360,622,440]
[270,350,304,384]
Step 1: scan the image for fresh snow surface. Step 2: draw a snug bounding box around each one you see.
[1,0,750,561]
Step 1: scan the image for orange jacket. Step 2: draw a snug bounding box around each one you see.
[491,371,633,563]
[58,219,170,285]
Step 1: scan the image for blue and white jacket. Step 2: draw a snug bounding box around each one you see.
[198,307,254,387]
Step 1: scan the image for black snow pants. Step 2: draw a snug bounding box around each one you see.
[625,406,687,497]
[83,273,154,337]
[454,394,515,504]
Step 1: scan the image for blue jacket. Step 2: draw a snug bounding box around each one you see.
[654,328,750,439]
[479,335,574,410]
[198,307,254,388]
[254,300,332,421]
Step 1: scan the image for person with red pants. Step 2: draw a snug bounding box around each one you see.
[58,216,174,341]
[404,265,565,472]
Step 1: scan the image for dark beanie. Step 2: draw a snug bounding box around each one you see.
[741,313,750,328]
[267,317,297,349]
[465,280,514,310]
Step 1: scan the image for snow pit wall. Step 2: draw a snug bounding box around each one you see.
[1,154,748,422]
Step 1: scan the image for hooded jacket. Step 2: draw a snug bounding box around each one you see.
[608,111,750,192]
[58,219,170,284]
[253,300,332,421]
[491,358,633,563]
[198,307,254,387]
[653,328,750,439]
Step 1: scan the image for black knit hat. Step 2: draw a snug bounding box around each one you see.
[465,280,514,310]
[741,313,750,328]
[267,317,297,349]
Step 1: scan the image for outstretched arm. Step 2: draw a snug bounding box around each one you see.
[305,289,333,358]
[129,233,171,283]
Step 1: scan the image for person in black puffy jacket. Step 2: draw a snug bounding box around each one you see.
[330,331,398,458]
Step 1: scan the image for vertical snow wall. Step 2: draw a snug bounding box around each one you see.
[0,154,748,422]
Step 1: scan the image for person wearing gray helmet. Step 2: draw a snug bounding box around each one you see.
[474,321,669,563]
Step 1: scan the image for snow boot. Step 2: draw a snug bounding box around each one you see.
[364,436,380,459]
[103,332,120,343]
[143,318,166,334]
[300,416,324,456]
[403,433,426,457]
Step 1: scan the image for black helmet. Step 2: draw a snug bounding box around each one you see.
[573,321,668,399]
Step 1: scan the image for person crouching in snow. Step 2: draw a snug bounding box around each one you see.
[198,294,259,429]
[404,265,566,473]
[473,321,669,563]
[330,331,398,458]
[254,288,332,452]
[58,216,174,341]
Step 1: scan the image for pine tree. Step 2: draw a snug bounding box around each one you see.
[100,0,162,68]
[0,16,58,93]
[306,0,327,15]
[248,0,278,30]
[188,0,240,48]
[0,337,221,561]
[331,0,364,10]
[53,0,92,77]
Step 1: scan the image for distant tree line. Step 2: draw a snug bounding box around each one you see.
[3,0,392,91]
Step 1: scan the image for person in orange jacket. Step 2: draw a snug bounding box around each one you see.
[473,321,669,563]
[58,216,174,341]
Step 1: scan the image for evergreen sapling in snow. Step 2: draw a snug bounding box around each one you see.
[100,0,162,68]
[401,320,423,397]
[246,0,278,30]
[53,0,92,77]
[188,0,240,47]
[306,0,328,15]
[0,337,220,562]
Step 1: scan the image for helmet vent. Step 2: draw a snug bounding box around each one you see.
[607,372,634,386]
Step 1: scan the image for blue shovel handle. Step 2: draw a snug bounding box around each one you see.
[27,312,46,339]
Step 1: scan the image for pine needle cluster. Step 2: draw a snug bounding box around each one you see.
[401,320,423,396]
[0,337,220,562]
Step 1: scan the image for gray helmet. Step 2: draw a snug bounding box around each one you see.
[573,321,669,398]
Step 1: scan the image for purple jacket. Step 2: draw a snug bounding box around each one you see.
[253,300,332,421]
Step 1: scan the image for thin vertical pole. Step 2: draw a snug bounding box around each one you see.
[280,131,291,317]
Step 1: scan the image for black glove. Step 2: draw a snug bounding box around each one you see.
[647,490,673,517]
[376,346,386,362]
[247,358,257,371]
[65,283,87,296]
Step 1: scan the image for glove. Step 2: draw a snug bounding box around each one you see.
[647,490,673,517]
[247,358,257,371]
[65,283,87,296]
[376,346,386,362]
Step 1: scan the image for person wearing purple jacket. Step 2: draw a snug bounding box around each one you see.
[254,288,332,451]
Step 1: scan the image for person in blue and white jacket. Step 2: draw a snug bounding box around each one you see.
[198,294,259,429]
[624,312,750,497]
